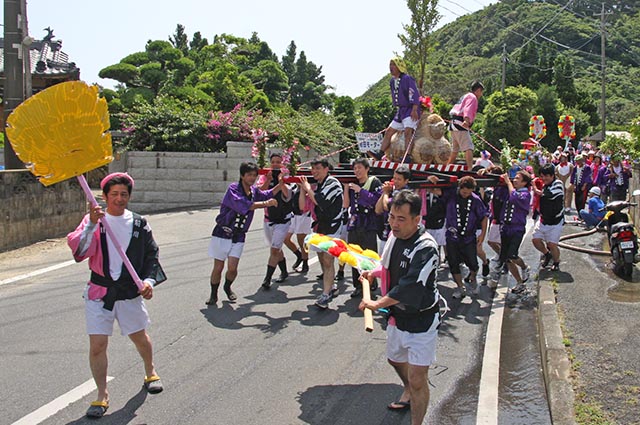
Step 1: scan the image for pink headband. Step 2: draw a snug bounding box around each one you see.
[100,172,135,190]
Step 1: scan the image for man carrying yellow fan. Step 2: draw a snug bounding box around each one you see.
[67,173,166,418]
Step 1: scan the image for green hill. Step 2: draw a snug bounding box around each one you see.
[359,0,640,129]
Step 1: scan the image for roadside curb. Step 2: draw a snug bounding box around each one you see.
[537,278,576,425]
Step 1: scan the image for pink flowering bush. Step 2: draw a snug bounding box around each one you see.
[206,104,259,143]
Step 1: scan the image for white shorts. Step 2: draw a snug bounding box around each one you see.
[532,221,563,244]
[390,116,419,131]
[290,213,312,235]
[386,317,439,366]
[426,226,446,247]
[451,130,474,152]
[85,295,150,336]
[264,221,290,249]
[208,236,244,260]
[488,223,502,244]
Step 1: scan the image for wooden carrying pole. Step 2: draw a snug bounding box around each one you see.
[360,278,374,332]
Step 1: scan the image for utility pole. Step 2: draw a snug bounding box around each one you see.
[594,3,611,141]
[501,44,507,95]
[3,0,27,169]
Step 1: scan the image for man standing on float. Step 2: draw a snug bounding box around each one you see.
[375,57,421,159]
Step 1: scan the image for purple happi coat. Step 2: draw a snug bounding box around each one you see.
[212,182,273,243]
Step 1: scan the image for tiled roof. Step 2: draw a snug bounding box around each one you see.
[0,38,79,76]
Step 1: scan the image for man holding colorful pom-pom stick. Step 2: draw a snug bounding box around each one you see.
[343,157,382,298]
[359,190,442,425]
[298,158,344,309]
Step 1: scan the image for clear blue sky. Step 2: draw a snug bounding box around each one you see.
[12,0,493,97]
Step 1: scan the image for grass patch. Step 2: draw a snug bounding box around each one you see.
[574,398,615,425]
[556,303,611,422]
[616,385,639,406]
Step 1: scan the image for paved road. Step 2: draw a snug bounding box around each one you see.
[549,222,640,425]
[0,208,551,425]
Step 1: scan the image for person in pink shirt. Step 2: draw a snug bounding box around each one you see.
[67,173,166,418]
[448,81,484,170]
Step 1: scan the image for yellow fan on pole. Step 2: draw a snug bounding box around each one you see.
[5,81,145,291]
[6,81,112,186]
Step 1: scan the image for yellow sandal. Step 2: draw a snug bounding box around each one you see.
[86,400,109,418]
[144,375,164,394]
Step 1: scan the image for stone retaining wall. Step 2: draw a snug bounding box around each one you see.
[111,141,329,214]
[0,170,86,252]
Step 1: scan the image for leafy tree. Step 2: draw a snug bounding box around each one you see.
[553,55,578,107]
[99,63,140,86]
[146,40,183,66]
[170,56,196,86]
[430,94,452,119]
[169,24,189,55]
[535,84,562,150]
[281,41,297,84]
[399,0,441,93]
[333,96,358,129]
[599,132,640,160]
[290,51,328,110]
[575,87,600,128]
[121,52,149,67]
[189,31,208,51]
[260,104,355,154]
[241,60,289,103]
[140,62,167,93]
[120,87,155,109]
[360,98,393,133]
[159,85,215,109]
[484,86,538,147]
[196,61,267,111]
[118,96,210,152]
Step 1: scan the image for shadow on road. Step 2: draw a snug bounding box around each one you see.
[199,276,344,335]
[296,383,409,425]
[65,387,147,425]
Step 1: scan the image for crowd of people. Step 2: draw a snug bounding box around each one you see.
[64,57,632,423]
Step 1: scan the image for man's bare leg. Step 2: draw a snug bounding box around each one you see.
[408,364,430,425]
[89,335,110,404]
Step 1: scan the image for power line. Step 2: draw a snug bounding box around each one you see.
[438,0,603,69]
[509,0,576,58]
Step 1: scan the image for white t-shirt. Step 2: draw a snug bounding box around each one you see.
[103,210,133,280]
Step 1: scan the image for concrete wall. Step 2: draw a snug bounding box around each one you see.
[0,169,86,252]
[0,148,4,168]
[111,141,331,214]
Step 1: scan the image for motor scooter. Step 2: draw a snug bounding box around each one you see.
[603,190,640,277]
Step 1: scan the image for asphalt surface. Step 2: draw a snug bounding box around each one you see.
[550,216,640,425]
[0,207,554,425]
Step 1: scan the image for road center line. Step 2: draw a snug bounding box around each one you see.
[0,260,77,287]
[12,376,114,425]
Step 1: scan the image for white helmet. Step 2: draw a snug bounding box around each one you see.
[589,186,601,196]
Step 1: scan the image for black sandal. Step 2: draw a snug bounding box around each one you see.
[206,284,219,305]
[387,400,410,411]
[223,282,237,302]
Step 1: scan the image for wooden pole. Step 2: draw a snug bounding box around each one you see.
[360,278,374,332]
